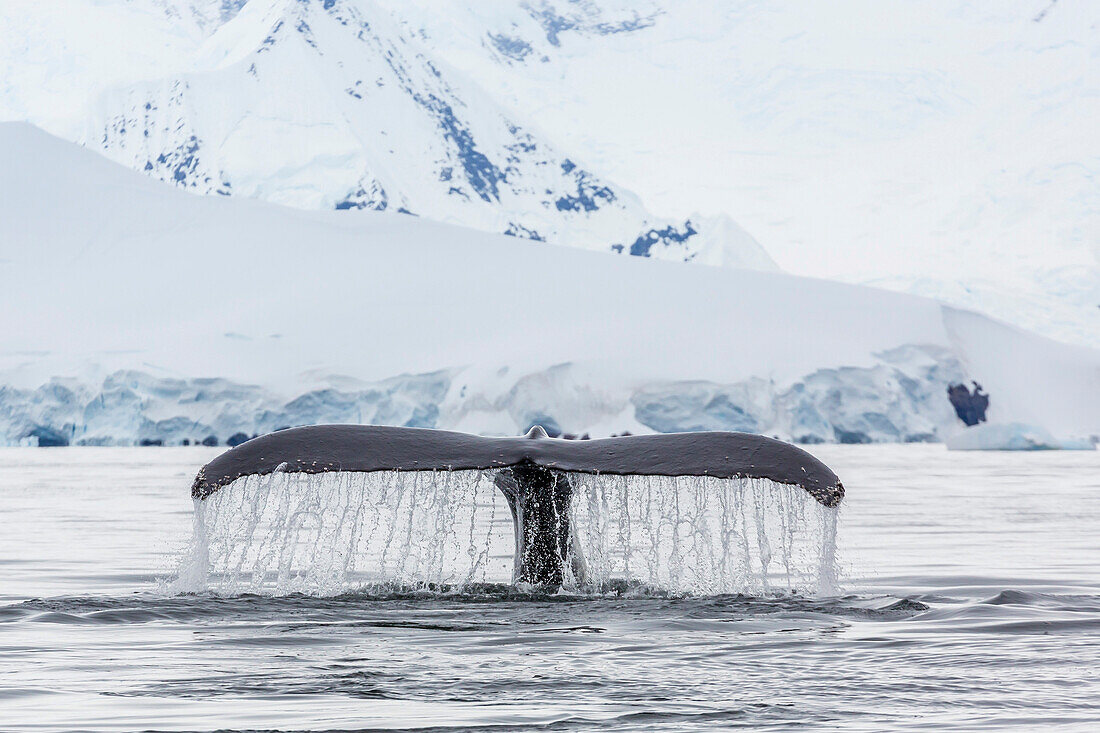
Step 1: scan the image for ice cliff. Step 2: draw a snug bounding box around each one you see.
[1,345,970,446]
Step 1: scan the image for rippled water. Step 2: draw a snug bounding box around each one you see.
[1,446,1099,731]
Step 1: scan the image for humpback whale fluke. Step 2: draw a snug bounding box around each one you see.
[190,425,843,587]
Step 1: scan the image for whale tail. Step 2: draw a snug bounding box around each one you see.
[190,425,843,588]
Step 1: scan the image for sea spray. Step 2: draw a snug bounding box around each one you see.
[175,469,839,596]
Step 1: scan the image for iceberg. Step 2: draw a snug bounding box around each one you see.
[946,423,1096,452]
[1,124,1098,447]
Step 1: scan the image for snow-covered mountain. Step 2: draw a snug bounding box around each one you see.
[3,123,1097,447]
[2,0,1095,343]
[378,0,1100,347]
[66,0,770,267]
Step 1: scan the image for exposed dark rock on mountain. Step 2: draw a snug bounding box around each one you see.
[947,382,989,426]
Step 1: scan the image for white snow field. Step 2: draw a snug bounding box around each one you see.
[1,1,1095,346]
[2,123,1097,447]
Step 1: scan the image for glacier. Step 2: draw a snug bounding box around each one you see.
[2,123,1098,447]
[0,347,969,447]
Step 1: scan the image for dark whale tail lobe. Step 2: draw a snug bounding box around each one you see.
[191,425,844,587]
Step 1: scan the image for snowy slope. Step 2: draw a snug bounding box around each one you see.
[3,123,1097,446]
[3,0,1094,343]
[373,0,1100,348]
[69,0,773,268]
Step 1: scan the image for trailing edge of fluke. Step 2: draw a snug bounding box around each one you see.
[190,425,844,508]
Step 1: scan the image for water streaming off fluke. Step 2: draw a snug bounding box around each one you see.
[175,469,839,596]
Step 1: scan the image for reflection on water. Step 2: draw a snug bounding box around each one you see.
[0,446,1098,731]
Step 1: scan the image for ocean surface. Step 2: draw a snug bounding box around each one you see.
[1,445,1098,731]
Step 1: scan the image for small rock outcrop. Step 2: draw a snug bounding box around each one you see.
[947,382,990,427]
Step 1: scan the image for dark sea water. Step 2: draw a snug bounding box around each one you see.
[1,446,1098,731]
